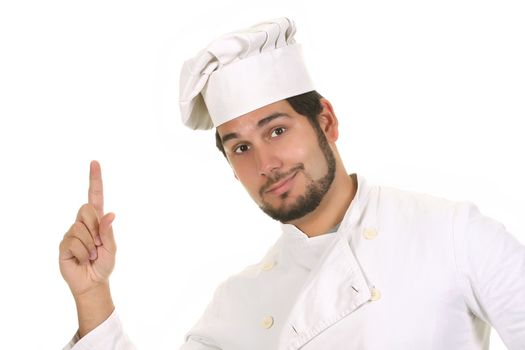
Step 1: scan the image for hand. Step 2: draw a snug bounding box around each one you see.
[59,160,117,298]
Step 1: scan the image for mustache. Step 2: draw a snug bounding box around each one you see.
[259,164,305,195]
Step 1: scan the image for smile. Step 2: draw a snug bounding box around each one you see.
[265,171,299,196]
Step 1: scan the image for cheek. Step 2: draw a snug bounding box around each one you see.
[230,159,260,193]
[277,137,310,162]
[282,137,323,167]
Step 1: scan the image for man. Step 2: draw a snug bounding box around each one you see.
[59,18,525,349]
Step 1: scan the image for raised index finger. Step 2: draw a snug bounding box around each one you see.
[88,160,104,218]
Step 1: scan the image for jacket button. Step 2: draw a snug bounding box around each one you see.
[262,261,276,271]
[363,228,378,240]
[261,316,274,329]
[370,287,381,301]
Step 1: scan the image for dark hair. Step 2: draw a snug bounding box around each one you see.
[215,90,324,157]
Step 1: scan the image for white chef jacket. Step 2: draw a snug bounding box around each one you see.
[64,174,525,350]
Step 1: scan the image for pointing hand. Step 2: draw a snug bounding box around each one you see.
[59,160,117,297]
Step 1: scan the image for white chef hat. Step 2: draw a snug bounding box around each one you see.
[179,17,315,130]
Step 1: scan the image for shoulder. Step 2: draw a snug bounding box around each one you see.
[371,183,465,229]
[377,183,459,210]
[214,233,285,293]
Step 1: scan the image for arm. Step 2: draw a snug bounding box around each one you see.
[59,161,134,348]
[453,202,525,349]
[59,161,219,350]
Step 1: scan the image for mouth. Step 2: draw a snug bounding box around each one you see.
[265,171,299,196]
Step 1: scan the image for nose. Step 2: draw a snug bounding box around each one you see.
[255,145,282,176]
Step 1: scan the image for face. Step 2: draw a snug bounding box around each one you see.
[217,100,336,223]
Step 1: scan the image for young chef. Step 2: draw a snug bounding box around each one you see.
[60,17,525,349]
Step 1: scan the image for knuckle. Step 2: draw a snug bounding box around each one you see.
[71,238,88,256]
[86,240,96,251]
[73,217,98,237]
[78,202,90,212]
[67,223,91,244]
[64,223,78,238]
[75,251,89,264]
[78,203,99,221]
[59,237,67,250]
[78,203,94,215]
[60,236,77,254]
[72,221,85,233]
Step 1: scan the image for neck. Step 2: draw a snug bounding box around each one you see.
[289,170,357,238]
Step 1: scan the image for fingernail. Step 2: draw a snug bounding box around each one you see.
[95,235,102,246]
[90,249,98,260]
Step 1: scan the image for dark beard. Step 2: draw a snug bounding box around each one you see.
[258,129,336,223]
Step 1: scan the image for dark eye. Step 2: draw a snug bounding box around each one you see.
[233,144,250,154]
[270,127,286,138]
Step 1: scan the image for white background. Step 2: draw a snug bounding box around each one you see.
[0,0,524,349]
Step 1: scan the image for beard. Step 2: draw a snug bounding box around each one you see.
[258,129,336,223]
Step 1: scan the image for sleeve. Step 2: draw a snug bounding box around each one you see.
[62,309,136,350]
[177,283,227,350]
[453,202,525,350]
[178,338,222,350]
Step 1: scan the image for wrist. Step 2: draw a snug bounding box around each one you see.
[74,282,115,338]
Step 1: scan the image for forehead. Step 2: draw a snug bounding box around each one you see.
[216,99,295,137]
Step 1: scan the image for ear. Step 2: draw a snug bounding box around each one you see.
[316,98,339,143]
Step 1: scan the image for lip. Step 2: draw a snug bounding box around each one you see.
[265,171,298,196]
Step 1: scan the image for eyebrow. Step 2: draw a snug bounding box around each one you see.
[221,113,290,145]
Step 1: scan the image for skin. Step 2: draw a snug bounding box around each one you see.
[59,160,117,337]
[59,98,357,338]
[217,98,357,237]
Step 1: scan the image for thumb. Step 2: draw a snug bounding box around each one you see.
[99,212,116,252]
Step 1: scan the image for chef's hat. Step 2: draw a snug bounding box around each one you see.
[179,17,315,130]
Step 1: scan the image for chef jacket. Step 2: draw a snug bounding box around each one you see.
[64,173,525,350]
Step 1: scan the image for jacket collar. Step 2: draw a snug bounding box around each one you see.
[277,173,375,349]
[280,173,372,243]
